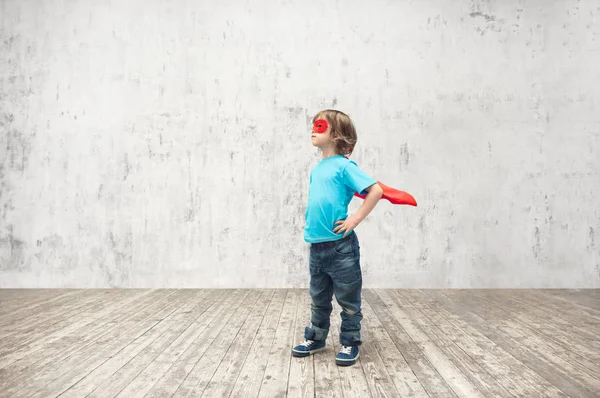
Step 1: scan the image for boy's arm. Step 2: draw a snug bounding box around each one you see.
[352,183,383,224]
[333,183,383,237]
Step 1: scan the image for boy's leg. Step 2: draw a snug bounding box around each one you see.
[305,248,334,342]
[292,246,332,357]
[330,233,363,347]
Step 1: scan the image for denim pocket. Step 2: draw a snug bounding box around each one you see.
[333,238,354,256]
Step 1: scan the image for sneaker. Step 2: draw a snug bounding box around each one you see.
[336,345,359,366]
[291,339,326,357]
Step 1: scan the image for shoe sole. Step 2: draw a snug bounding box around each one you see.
[291,347,326,357]
[335,352,360,366]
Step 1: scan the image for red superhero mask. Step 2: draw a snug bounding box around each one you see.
[312,119,328,134]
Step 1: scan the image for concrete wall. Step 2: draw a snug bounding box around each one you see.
[1,0,599,288]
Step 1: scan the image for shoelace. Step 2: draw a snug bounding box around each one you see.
[340,345,352,355]
[300,339,314,347]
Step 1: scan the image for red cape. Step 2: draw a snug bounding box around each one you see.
[354,181,417,206]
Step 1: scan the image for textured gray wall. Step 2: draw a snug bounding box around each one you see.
[1,0,599,288]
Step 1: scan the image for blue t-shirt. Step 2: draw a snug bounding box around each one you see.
[304,155,377,243]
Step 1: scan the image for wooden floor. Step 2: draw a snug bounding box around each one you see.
[0,289,598,398]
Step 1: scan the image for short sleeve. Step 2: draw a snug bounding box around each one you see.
[342,160,377,195]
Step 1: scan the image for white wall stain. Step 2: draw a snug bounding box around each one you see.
[0,0,599,288]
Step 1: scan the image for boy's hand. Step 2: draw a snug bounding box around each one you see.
[333,184,382,238]
[333,216,359,238]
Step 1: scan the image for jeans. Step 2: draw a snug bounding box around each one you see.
[304,231,363,346]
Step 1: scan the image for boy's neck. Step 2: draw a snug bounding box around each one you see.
[321,146,340,159]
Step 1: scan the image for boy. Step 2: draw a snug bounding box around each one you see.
[292,109,383,366]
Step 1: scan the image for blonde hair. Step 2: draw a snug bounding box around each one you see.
[312,109,357,157]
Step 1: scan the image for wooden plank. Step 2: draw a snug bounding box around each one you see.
[377,289,484,398]
[532,290,600,318]
[256,289,300,398]
[395,290,514,398]
[134,289,262,397]
[0,289,139,368]
[436,289,597,398]
[59,289,223,398]
[286,288,316,398]
[504,289,600,351]
[228,289,287,398]
[361,290,429,398]
[539,289,600,310]
[0,289,50,304]
[0,289,72,317]
[0,289,112,353]
[4,289,193,398]
[490,290,600,354]
[503,289,600,327]
[348,290,405,398]
[169,289,264,397]
[5,288,596,398]
[0,289,105,337]
[471,290,600,369]
[141,289,259,398]
[0,289,171,390]
[0,289,86,326]
[200,290,277,398]
[108,289,238,398]
[508,290,600,338]
[0,289,121,341]
[415,289,566,398]
[367,289,458,398]
[26,289,200,398]
[511,290,600,330]
[460,290,600,391]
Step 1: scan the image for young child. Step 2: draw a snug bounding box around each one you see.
[291,109,383,366]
